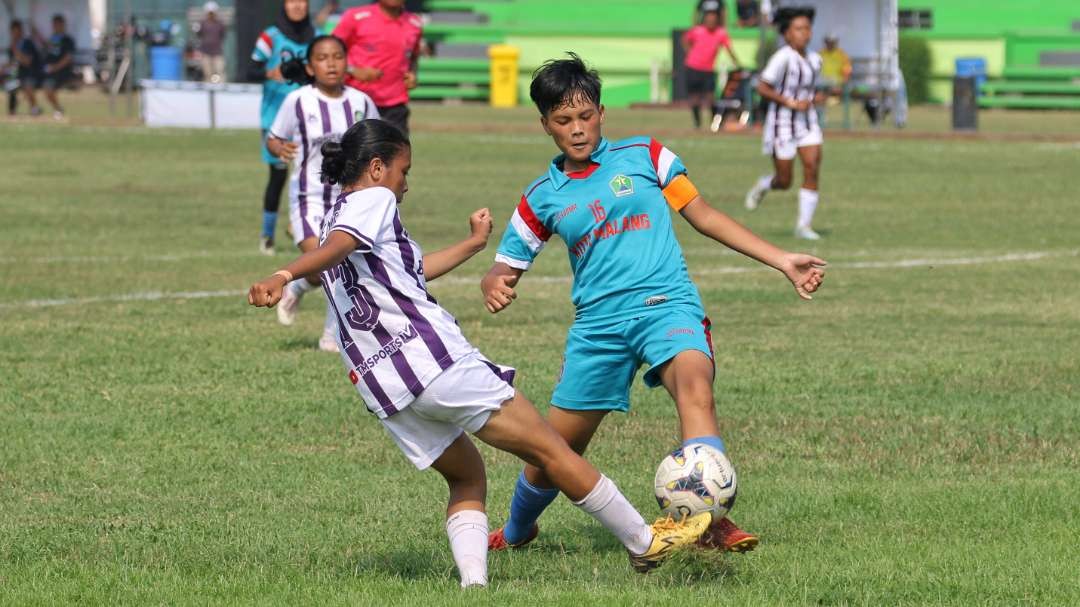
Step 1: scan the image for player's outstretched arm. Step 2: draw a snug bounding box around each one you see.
[422,208,492,282]
[680,196,827,300]
[247,232,356,308]
[481,263,522,314]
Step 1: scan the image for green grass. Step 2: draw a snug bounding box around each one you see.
[1,97,1079,605]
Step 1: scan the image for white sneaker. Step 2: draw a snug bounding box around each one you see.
[259,236,275,256]
[276,286,301,326]
[794,225,822,240]
[745,182,767,211]
[318,333,340,353]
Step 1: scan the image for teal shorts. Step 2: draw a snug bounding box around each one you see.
[551,305,714,412]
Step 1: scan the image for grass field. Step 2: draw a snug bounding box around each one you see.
[2,98,1079,605]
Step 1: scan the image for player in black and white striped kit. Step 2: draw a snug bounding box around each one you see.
[744,7,826,240]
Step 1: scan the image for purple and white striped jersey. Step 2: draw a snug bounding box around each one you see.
[269,85,380,216]
[319,187,476,419]
[760,46,822,147]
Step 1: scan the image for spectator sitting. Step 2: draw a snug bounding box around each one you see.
[41,13,75,119]
[735,0,760,27]
[819,33,851,103]
[7,19,42,116]
[197,2,227,82]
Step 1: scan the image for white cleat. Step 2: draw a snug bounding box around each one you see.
[794,225,822,240]
[276,286,301,326]
[318,333,340,353]
[259,237,275,256]
[745,183,766,211]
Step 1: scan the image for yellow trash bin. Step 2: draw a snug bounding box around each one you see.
[488,44,520,108]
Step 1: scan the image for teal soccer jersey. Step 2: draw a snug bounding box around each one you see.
[253,26,307,163]
[496,136,705,322]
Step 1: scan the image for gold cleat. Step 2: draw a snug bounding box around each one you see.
[628,512,712,573]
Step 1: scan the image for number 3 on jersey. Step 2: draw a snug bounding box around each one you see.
[344,284,380,331]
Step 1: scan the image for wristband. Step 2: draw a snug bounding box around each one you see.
[273,270,293,283]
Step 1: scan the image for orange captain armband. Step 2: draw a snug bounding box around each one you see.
[662,174,699,211]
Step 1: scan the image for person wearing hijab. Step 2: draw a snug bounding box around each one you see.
[249,0,316,255]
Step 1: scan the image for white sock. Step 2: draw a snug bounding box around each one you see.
[798,188,819,228]
[286,278,317,299]
[446,510,488,588]
[571,475,653,556]
[756,174,775,192]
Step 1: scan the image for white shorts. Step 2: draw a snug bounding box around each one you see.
[767,125,823,160]
[289,193,328,245]
[380,351,516,470]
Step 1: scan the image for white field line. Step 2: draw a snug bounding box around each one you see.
[1,250,1076,310]
[0,251,264,264]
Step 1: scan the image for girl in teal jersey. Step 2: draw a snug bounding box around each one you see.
[482,53,826,554]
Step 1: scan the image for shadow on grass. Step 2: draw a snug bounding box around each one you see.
[348,549,453,581]
[500,523,742,586]
[278,337,320,352]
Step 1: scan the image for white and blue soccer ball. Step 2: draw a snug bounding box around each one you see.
[654,444,737,520]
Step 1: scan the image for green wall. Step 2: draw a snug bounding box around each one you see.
[505,35,758,108]
[897,0,1079,36]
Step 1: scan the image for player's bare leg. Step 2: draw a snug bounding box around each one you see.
[489,407,607,549]
[688,91,705,129]
[20,85,40,116]
[658,350,759,553]
[430,433,489,588]
[794,144,823,240]
[476,392,710,570]
[746,155,794,210]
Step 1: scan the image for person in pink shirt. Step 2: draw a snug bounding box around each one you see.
[333,0,423,135]
[682,2,740,129]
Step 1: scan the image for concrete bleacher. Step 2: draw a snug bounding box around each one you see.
[977,29,1080,110]
[414,0,751,104]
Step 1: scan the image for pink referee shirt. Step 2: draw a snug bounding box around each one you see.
[683,25,733,72]
[333,4,423,108]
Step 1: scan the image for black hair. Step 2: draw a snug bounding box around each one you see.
[52,13,66,23]
[10,19,23,30]
[775,7,815,35]
[529,52,602,116]
[321,119,410,187]
[280,34,348,86]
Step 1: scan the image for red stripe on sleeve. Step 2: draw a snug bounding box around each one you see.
[516,195,551,241]
[648,138,663,177]
[259,32,272,47]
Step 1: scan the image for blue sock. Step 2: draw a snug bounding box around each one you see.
[261,211,278,239]
[684,435,726,454]
[503,471,559,544]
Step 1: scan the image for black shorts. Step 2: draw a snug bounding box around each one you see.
[682,67,717,94]
[42,70,73,90]
[686,68,717,95]
[377,103,411,136]
[15,68,42,89]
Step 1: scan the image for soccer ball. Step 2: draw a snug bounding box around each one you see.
[654,444,737,520]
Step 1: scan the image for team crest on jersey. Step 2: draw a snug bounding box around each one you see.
[609,174,634,198]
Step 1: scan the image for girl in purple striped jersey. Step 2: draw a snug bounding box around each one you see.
[266,35,380,352]
[248,119,713,587]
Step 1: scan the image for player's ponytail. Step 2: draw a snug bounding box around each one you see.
[321,119,410,187]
